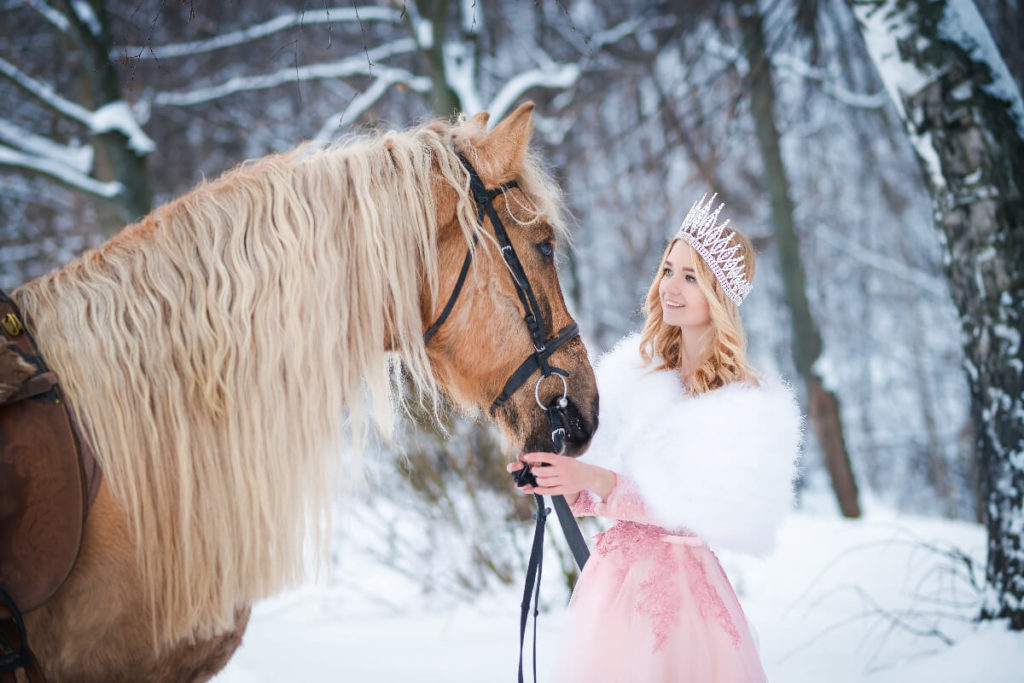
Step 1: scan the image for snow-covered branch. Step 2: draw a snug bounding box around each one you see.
[0,118,92,173]
[444,40,483,115]
[24,0,70,33]
[0,143,122,198]
[313,69,432,141]
[69,0,102,38]
[772,53,889,109]
[486,63,581,125]
[153,38,419,107]
[0,56,154,154]
[113,6,403,60]
[0,54,95,125]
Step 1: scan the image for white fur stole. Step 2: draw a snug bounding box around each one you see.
[580,334,803,556]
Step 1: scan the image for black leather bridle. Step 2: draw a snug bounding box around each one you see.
[422,153,591,683]
[423,153,580,426]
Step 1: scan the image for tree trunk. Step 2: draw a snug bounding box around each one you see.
[848,0,1024,628]
[412,0,463,117]
[737,0,862,518]
[57,0,152,229]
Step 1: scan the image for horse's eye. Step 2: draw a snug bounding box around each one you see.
[536,241,554,259]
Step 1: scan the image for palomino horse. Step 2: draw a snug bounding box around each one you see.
[11,102,598,682]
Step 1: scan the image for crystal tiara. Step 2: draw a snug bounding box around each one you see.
[673,194,752,305]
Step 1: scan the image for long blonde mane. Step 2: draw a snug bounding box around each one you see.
[12,117,565,647]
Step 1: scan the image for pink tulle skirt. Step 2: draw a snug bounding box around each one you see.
[554,522,768,683]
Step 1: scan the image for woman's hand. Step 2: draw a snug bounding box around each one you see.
[507,452,615,501]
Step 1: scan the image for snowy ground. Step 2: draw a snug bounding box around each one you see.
[215,491,1024,682]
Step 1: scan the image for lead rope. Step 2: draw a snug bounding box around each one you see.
[514,406,590,683]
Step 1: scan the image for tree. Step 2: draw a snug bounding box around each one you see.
[847,0,1024,628]
[736,0,862,517]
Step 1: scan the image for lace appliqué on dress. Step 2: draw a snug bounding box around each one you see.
[593,521,741,653]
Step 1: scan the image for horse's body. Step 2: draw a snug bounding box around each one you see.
[10,104,598,681]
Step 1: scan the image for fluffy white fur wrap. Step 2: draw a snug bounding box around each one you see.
[580,334,803,556]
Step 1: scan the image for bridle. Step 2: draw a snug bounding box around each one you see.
[422,152,591,683]
[423,153,580,441]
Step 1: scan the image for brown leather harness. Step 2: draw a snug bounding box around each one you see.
[0,289,101,683]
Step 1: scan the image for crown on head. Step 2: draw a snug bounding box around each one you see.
[673,194,752,305]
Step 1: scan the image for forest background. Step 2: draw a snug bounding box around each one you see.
[2,0,1023,652]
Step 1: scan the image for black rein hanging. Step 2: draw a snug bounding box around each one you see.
[421,153,591,683]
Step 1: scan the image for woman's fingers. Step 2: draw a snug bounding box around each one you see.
[520,451,558,466]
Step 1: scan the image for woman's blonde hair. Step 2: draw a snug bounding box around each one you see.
[639,230,758,394]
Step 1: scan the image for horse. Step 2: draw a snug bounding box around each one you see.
[9,102,598,682]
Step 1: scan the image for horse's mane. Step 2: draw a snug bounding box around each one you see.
[13,116,566,646]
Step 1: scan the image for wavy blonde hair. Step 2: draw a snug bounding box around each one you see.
[639,230,758,394]
[12,116,566,647]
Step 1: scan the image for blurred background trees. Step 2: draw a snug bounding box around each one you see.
[4,0,1019,619]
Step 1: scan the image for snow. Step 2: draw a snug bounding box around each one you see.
[444,41,484,115]
[0,143,123,198]
[941,0,1024,142]
[24,0,71,33]
[0,119,93,173]
[90,101,156,154]
[487,64,581,129]
[70,0,101,37]
[852,2,948,192]
[215,494,1024,682]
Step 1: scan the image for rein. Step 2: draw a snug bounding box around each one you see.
[422,153,590,683]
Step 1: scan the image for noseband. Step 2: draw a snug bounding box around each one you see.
[423,153,580,432]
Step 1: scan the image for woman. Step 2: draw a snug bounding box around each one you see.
[509,194,802,682]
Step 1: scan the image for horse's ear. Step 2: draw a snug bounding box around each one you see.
[466,111,490,131]
[477,102,534,182]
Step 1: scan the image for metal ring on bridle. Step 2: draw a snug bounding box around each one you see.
[534,372,568,410]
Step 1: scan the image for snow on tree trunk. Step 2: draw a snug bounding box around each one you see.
[847,0,1024,629]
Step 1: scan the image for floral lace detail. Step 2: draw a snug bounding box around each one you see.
[680,543,742,649]
[593,521,741,653]
[571,474,655,524]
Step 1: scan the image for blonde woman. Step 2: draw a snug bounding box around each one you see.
[509,195,802,682]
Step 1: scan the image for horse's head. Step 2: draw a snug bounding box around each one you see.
[423,103,598,456]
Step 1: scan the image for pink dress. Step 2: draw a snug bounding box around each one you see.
[555,475,768,683]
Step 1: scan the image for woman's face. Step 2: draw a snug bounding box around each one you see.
[658,241,711,333]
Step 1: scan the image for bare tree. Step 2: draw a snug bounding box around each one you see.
[736,0,862,517]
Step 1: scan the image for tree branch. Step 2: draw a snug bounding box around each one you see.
[0,143,122,198]
[313,69,432,140]
[24,0,71,33]
[0,117,93,173]
[112,6,404,60]
[152,38,419,107]
[487,63,581,124]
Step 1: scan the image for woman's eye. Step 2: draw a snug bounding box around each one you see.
[662,267,673,277]
[685,275,697,283]
[537,241,554,258]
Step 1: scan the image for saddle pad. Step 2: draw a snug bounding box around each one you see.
[0,384,86,612]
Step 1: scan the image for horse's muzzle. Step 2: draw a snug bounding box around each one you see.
[521,396,597,457]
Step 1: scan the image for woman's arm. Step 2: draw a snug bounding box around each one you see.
[507,452,661,525]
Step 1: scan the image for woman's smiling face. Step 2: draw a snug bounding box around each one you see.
[658,240,711,333]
